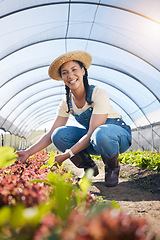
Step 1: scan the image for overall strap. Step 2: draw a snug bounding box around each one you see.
[69,92,73,110]
[87,85,95,103]
[69,85,96,110]
[69,92,73,113]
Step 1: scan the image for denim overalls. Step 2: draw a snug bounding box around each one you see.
[52,85,132,157]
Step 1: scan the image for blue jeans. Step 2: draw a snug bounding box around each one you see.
[51,124,132,157]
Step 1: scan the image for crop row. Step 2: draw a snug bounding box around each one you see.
[119,150,160,171]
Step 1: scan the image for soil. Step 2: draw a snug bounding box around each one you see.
[64,159,160,239]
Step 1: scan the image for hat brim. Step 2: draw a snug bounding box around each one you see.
[48,50,92,80]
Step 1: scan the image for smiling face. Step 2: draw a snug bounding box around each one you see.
[60,60,85,90]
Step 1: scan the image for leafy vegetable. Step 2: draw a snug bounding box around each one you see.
[119,150,160,172]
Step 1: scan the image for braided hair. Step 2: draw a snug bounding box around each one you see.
[59,60,92,113]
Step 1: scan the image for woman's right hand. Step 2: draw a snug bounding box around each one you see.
[15,150,29,163]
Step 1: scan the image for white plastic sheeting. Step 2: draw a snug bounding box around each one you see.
[0,0,160,143]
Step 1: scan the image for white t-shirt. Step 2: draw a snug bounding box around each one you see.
[57,86,121,118]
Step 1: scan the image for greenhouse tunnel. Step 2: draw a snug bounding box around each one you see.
[0,0,160,151]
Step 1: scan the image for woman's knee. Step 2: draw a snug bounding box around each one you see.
[91,125,113,145]
[51,126,66,147]
[90,125,119,156]
[51,126,87,152]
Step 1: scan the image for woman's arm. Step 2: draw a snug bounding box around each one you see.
[55,113,108,164]
[16,116,68,163]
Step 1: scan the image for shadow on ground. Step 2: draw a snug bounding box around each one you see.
[93,178,160,202]
[92,162,160,202]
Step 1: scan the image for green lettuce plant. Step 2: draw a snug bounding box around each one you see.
[0,146,18,168]
[119,150,160,172]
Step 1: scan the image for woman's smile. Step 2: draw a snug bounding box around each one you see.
[68,78,78,85]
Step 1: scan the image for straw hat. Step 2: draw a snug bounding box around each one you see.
[48,50,92,80]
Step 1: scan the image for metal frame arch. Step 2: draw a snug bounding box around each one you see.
[13,105,58,133]
[19,112,57,137]
[7,114,57,139]
[25,115,57,139]
[1,98,61,133]
[3,97,61,127]
[11,105,58,133]
[1,60,159,121]
[1,36,159,73]
[1,1,159,24]
[1,62,158,134]
[1,67,159,135]
[23,101,60,121]
[0,78,63,110]
[91,63,160,102]
[1,37,159,118]
[110,98,136,126]
[3,92,63,131]
[0,78,56,110]
[1,64,49,88]
[15,107,57,135]
[2,57,159,106]
[90,77,152,125]
[1,87,63,130]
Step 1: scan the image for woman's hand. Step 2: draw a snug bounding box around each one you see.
[15,150,29,163]
[54,151,70,167]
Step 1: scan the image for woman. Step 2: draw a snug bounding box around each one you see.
[16,50,132,187]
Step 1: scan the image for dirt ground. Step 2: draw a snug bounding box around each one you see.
[64,159,160,239]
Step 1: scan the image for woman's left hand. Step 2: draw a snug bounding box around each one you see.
[53,152,69,167]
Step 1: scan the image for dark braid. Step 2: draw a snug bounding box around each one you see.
[74,61,93,105]
[59,66,71,113]
[83,66,93,105]
[59,60,93,113]
[65,85,70,113]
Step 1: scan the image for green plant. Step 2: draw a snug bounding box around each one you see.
[0,146,18,168]
[0,148,97,239]
[119,150,160,172]
[0,147,157,240]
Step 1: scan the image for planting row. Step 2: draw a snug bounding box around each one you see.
[119,150,160,171]
[91,150,160,172]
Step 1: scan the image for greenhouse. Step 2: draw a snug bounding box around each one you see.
[0,0,160,150]
[0,1,160,240]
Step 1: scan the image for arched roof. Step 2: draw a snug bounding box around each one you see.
[0,0,160,138]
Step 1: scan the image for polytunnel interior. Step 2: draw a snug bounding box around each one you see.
[0,0,160,151]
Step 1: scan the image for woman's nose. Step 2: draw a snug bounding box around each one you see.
[68,71,73,79]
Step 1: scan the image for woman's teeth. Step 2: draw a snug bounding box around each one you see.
[69,79,77,85]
